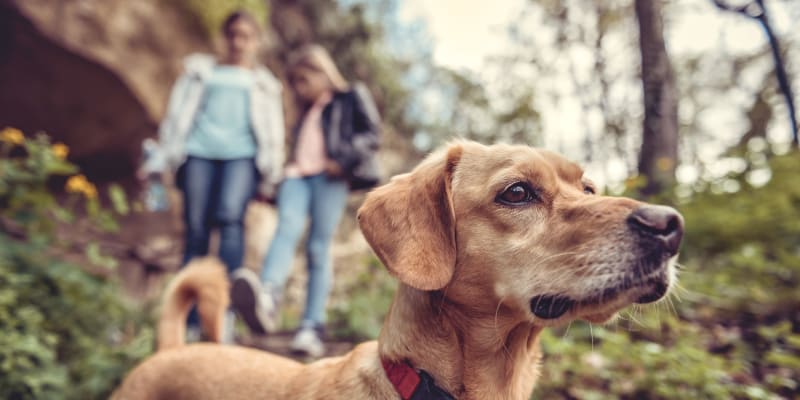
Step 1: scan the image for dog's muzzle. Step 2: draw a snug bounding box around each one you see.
[529,205,685,319]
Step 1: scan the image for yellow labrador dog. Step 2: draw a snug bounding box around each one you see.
[114,141,683,400]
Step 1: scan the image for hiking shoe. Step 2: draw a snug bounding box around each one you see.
[290,323,325,358]
[230,268,277,335]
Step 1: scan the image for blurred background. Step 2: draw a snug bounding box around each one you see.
[0,0,798,399]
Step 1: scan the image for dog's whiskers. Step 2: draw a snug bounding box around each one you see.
[562,321,573,339]
[623,307,645,329]
[670,280,689,303]
[492,296,513,359]
[664,293,678,316]
[437,285,451,315]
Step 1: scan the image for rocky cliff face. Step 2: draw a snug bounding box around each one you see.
[0,0,208,180]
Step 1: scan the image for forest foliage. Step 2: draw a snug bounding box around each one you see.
[0,129,153,399]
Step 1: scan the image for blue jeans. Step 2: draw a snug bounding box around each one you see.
[181,156,256,272]
[260,174,349,326]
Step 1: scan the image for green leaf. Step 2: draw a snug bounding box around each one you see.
[84,242,118,271]
[108,184,130,216]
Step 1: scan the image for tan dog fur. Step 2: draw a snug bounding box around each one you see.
[114,141,681,400]
[156,257,230,351]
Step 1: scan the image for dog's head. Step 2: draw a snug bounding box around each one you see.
[358,141,683,325]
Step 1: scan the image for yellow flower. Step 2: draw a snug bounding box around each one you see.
[0,127,24,145]
[66,174,98,199]
[66,174,89,193]
[82,182,98,199]
[51,143,69,159]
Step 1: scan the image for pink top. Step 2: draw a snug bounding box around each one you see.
[285,92,333,178]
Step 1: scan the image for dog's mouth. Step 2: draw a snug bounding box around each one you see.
[529,295,574,319]
[529,264,672,321]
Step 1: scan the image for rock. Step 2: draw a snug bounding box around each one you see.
[0,0,208,180]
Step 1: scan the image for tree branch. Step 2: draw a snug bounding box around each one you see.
[711,0,798,146]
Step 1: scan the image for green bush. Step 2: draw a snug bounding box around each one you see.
[0,238,154,399]
[328,256,396,341]
[0,129,153,399]
[674,150,800,398]
[679,152,800,317]
[533,313,777,399]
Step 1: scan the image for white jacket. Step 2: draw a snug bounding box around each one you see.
[158,53,285,196]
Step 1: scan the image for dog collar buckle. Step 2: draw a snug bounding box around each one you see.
[381,359,455,400]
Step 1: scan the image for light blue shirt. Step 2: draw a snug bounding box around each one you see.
[185,65,258,160]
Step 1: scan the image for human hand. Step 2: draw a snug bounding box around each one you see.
[325,159,343,178]
[254,193,277,205]
[135,167,149,181]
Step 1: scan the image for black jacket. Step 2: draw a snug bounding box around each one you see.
[290,82,382,190]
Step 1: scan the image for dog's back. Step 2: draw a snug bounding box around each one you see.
[157,257,229,350]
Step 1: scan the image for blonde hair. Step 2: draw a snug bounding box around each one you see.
[287,44,349,92]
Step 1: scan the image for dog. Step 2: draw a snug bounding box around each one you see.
[155,257,230,351]
[113,141,684,400]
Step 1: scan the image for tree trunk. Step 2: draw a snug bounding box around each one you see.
[635,0,679,196]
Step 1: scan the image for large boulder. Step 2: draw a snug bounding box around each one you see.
[0,0,208,180]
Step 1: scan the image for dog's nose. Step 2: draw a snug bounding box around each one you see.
[626,205,684,255]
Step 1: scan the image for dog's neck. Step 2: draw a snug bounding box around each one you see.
[378,284,543,400]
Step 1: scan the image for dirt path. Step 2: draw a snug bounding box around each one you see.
[237,332,357,360]
[64,190,376,357]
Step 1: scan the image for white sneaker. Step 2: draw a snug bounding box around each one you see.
[221,309,236,345]
[231,268,277,334]
[186,325,202,343]
[290,325,325,358]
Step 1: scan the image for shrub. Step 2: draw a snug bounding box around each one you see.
[533,314,772,399]
[0,128,153,399]
[328,256,396,341]
[678,152,800,317]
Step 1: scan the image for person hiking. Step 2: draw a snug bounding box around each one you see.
[156,10,284,341]
[231,44,381,357]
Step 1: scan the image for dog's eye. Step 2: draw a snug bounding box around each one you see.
[584,185,596,195]
[497,183,536,205]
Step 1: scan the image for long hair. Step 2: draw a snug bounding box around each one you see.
[287,44,349,92]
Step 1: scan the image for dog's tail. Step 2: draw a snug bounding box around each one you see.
[157,257,230,351]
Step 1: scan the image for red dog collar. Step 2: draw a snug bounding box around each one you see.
[381,359,455,400]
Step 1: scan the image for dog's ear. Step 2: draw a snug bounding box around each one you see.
[358,144,463,291]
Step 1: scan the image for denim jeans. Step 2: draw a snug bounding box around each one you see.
[181,156,256,272]
[260,174,349,326]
